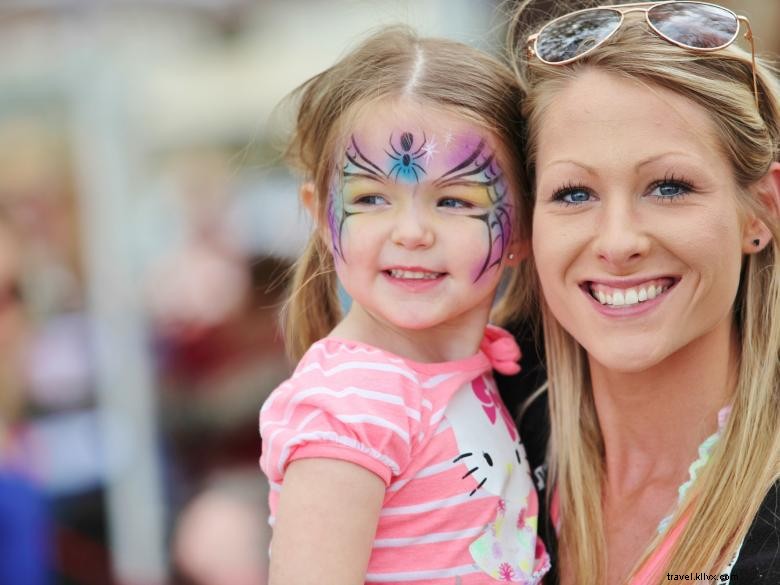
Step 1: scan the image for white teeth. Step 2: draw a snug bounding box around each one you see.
[590,282,671,307]
[389,269,440,280]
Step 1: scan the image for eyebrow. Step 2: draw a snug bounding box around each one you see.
[544,151,699,173]
[342,175,385,184]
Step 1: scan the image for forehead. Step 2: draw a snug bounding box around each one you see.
[338,99,504,179]
[536,69,727,170]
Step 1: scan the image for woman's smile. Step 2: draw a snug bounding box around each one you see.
[533,69,746,372]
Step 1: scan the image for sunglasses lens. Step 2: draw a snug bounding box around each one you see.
[536,9,621,63]
[648,2,738,49]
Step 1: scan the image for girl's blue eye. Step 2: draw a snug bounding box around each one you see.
[553,186,592,205]
[438,198,474,209]
[354,194,387,205]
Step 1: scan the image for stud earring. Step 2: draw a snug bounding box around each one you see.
[508,253,516,260]
[753,239,761,247]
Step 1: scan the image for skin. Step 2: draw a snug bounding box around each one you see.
[532,69,777,585]
[325,98,520,363]
[269,98,523,585]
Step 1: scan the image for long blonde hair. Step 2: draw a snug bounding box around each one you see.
[508,2,780,583]
[281,25,533,361]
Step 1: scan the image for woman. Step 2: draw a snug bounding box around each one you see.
[503,1,780,583]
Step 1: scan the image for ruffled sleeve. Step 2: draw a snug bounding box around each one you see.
[259,340,421,486]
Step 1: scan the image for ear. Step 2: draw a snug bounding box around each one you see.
[300,181,318,219]
[505,238,530,267]
[742,162,780,254]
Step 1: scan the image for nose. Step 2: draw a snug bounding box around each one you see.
[391,201,434,249]
[592,198,651,270]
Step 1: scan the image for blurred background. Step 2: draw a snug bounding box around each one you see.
[0,1,776,584]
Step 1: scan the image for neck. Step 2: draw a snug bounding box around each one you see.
[330,302,491,363]
[590,315,737,494]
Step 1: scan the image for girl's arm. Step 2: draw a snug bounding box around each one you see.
[268,457,386,585]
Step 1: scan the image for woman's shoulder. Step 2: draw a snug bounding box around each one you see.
[730,480,780,581]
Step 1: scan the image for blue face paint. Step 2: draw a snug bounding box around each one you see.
[386,132,428,183]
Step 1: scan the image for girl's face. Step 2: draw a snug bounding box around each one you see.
[325,99,521,335]
[533,69,751,373]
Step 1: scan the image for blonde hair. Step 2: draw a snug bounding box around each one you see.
[508,2,780,583]
[282,25,533,361]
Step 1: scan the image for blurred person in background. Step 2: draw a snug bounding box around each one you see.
[172,469,270,585]
[0,211,51,585]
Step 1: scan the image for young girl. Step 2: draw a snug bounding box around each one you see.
[259,27,549,585]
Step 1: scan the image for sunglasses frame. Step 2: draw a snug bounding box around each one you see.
[526,1,758,104]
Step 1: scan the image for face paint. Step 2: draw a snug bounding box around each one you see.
[434,137,514,281]
[387,132,428,182]
[321,100,520,339]
[328,129,513,282]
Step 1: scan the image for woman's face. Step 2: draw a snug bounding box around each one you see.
[532,69,749,373]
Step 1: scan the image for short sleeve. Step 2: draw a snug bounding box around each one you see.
[259,343,422,486]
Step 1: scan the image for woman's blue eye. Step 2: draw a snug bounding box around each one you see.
[650,181,691,200]
[553,187,592,205]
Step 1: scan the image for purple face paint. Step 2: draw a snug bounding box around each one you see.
[434,135,514,282]
[327,130,514,279]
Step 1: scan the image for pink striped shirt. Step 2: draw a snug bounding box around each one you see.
[260,325,549,584]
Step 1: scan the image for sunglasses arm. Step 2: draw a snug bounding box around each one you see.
[526,34,538,60]
[739,16,759,107]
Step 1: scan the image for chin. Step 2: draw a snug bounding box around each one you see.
[585,342,668,374]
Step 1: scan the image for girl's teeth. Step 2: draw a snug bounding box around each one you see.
[389,269,440,280]
[591,283,669,307]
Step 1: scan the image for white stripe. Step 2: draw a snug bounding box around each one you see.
[334,414,409,442]
[277,431,400,476]
[366,564,477,582]
[388,458,456,492]
[421,399,433,410]
[421,372,458,388]
[430,406,447,426]
[380,491,491,516]
[296,410,322,431]
[373,526,483,547]
[268,481,281,492]
[435,419,452,435]
[294,361,420,384]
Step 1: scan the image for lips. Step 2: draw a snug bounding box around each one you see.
[583,277,679,308]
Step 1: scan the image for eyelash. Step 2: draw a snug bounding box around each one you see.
[551,182,591,207]
[648,173,695,202]
[352,194,387,206]
[551,174,696,206]
[438,197,475,209]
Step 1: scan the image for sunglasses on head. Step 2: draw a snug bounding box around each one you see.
[526,1,757,103]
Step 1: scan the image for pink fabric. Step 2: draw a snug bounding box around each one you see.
[260,325,549,584]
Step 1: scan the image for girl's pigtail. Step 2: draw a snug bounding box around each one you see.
[282,235,341,362]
